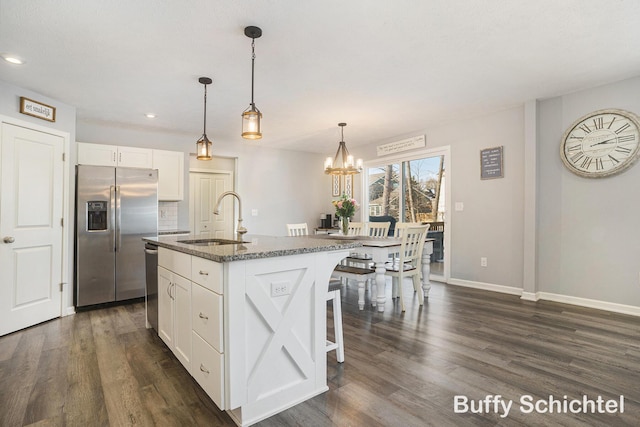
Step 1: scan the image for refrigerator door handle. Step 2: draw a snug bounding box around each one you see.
[115,185,122,252]
[110,185,116,252]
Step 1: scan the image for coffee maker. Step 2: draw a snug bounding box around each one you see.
[320,213,332,229]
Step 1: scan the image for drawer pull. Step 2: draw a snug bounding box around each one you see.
[200,364,210,374]
[199,270,209,276]
[198,312,209,320]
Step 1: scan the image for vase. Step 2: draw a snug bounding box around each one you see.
[341,216,349,235]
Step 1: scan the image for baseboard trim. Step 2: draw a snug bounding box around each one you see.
[536,292,640,317]
[64,306,76,317]
[446,279,640,317]
[447,278,522,296]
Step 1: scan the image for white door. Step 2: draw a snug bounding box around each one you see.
[190,172,233,238]
[0,123,64,336]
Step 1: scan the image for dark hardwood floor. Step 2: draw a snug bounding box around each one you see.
[2,281,640,426]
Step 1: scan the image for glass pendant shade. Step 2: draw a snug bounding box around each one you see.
[242,106,262,139]
[196,135,212,160]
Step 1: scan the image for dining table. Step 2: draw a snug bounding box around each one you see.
[312,234,434,312]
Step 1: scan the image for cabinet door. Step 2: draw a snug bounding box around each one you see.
[157,267,174,347]
[173,273,192,369]
[77,142,117,166]
[153,149,184,201]
[117,146,153,168]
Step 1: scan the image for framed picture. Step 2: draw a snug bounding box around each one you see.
[343,175,353,197]
[331,175,341,196]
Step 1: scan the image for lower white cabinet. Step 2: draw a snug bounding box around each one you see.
[158,266,192,369]
[158,248,224,410]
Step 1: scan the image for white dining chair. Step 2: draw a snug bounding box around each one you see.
[286,222,308,236]
[346,221,364,236]
[381,224,429,311]
[393,222,424,237]
[390,222,429,291]
[366,221,391,238]
[286,222,345,362]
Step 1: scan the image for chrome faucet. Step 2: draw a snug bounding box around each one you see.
[213,191,247,239]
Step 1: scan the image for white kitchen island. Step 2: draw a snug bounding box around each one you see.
[143,234,360,426]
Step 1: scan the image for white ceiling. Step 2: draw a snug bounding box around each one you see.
[1,0,640,154]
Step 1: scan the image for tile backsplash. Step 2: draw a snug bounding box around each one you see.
[158,201,178,231]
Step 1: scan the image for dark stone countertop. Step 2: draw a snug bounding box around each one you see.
[142,233,362,263]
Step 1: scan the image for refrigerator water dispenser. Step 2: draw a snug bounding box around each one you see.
[87,201,108,231]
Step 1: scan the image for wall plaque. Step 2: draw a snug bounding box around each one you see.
[20,97,56,122]
[480,146,504,179]
[377,135,425,156]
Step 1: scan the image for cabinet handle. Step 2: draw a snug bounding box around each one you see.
[167,282,172,298]
[199,312,208,320]
[200,364,210,374]
[199,270,209,276]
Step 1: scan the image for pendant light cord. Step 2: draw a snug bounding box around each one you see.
[251,38,256,107]
[203,83,208,135]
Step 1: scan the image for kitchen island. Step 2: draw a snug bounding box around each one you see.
[142,234,361,426]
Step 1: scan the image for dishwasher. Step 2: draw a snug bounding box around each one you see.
[144,242,159,331]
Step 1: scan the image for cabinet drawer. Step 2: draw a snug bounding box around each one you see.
[192,331,225,410]
[159,248,191,279]
[192,257,223,293]
[192,283,223,352]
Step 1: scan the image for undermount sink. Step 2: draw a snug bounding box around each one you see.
[178,238,246,246]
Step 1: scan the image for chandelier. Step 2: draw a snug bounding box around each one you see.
[324,123,363,175]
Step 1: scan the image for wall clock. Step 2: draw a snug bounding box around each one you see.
[560,108,640,178]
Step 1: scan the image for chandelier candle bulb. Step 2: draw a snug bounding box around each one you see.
[325,157,333,169]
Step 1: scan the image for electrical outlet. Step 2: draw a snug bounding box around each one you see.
[271,281,290,297]
[251,209,259,217]
[480,257,488,267]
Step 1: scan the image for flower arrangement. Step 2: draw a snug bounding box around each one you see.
[332,194,359,235]
[332,194,359,218]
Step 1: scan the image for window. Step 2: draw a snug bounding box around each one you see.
[367,156,445,224]
[367,153,447,279]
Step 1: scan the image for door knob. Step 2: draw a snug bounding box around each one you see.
[3,236,15,243]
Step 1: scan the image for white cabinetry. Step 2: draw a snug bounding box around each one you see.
[77,142,184,201]
[152,149,184,201]
[78,142,153,168]
[158,248,224,409]
[158,249,192,369]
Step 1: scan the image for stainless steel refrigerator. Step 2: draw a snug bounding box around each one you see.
[75,165,158,307]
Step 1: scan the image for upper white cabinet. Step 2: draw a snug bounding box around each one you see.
[153,149,184,201]
[119,146,154,168]
[77,142,184,201]
[77,142,152,168]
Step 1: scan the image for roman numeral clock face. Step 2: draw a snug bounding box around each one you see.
[561,109,640,178]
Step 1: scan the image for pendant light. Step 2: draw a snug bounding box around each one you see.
[324,123,363,175]
[242,26,263,140]
[196,77,213,160]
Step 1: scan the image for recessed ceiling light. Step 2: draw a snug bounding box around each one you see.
[2,55,24,65]
[145,113,156,119]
